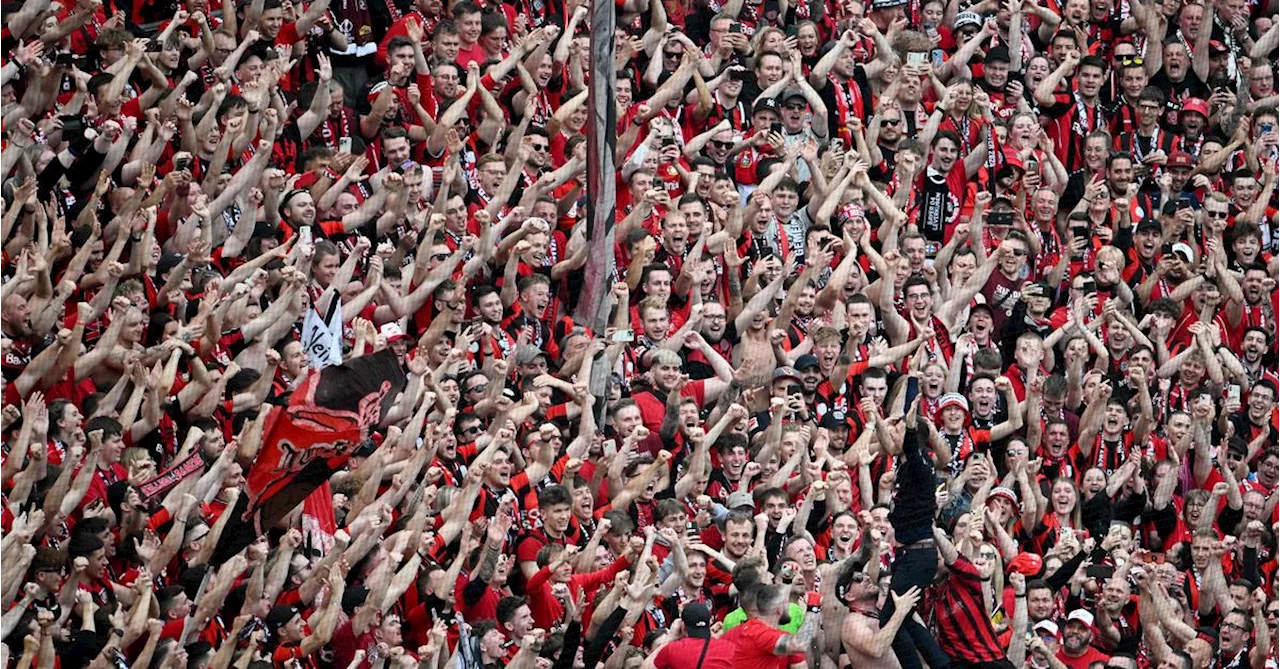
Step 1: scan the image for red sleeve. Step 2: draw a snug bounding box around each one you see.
[526,565,554,592]
[572,556,631,592]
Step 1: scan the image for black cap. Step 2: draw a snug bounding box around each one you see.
[753,97,781,116]
[1136,217,1162,233]
[681,602,713,639]
[819,410,850,430]
[985,45,1011,63]
[265,605,300,630]
[795,354,820,370]
[342,584,370,614]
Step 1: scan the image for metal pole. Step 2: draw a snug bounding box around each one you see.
[579,0,618,422]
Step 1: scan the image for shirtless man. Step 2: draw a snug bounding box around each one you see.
[839,568,921,669]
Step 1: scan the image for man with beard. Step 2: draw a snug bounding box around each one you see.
[631,349,731,434]
[1221,263,1276,345]
[1235,326,1276,389]
[839,562,923,669]
[1,293,37,381]
[1229,379,1278,447]
[1136,242,1199,309]
[1056,610,1110,669]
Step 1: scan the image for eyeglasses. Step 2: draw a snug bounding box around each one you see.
[1222,621,1248,632]
[882,118,901,127]
[467,383,488,394]
[784,103,806,110]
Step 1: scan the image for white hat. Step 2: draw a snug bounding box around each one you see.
[1066,610,1095,628]
[379,323,410,343]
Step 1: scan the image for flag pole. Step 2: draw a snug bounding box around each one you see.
[578,0,617,423]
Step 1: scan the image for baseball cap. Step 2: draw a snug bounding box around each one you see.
[1170,242,1195,264]
[1135,217,1162,234]
[514,344,548,366]
[1067,610,1095,627]
[1180,97,1210,118]
[681,602,714,639]
[1034,620,1061,637]
[954,11,982,31]
[266,605,301,631]
[1167,151,1195,169]
[819,409,853,430]
[753,97,781,116]
[772,366,802,384]
[986,45,1011,63]
[871,0,909,8]
[726,491,755,510]
[781,89,807,104]
[1208,40,1229,54]
[379,323,410,343]
[795,354,820,370]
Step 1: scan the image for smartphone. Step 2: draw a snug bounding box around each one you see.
[1081,278,1096,294]
[787,384,804,396]
[610,329,634,343]
[931,49,944,66]
[1175,197,1193,210]
[1071,224,1090,240]
[989,211,1014,227]
[339,136,353,153]
[907,51,928,66]
[1262,122,1275,135]
[1161,242,1175,256]
[904,376,920,410]
[1086,565,1115,579]
[729,22,743,33]
[661,136,677,148]
[56,52,77,67]
[1025,158,1038,174]
[173,155,191,172]
[299,226,313,245]
[829,138,844,152]
[1228,384,1241,404]
[771,122,784,135]
[727,67,746,82]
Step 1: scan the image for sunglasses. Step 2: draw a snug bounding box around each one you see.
[1118,57,1143,66]
[459,424,483,435]
[663,51,682,59]
[1206,210,1229,219]
[882,118,901,127]
[529,144,549,152]
[710,140,733,149]
[1009,248,1028,256]
[783,103,806,110]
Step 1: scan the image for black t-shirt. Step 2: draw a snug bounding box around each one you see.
[1148,70,1210,130]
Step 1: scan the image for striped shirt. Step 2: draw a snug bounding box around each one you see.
[927,556,1008,664]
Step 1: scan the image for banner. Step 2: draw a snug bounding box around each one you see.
[211,350,406,562]
[302,297,344,370]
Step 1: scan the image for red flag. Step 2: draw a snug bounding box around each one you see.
[213,351,405,562]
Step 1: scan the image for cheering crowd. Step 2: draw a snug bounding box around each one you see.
[1,0,1279,664]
